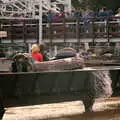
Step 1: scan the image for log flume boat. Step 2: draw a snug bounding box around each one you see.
[0,49,120,119]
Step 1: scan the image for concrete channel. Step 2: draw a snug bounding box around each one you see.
[3,97,120,120]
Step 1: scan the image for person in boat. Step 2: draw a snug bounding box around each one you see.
[54,47,77,59]
[39,43,49,61]
[31,44,43,62]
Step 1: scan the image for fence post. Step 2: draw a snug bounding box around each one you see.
[49,20,53,45]
[92,17,95,46]
[63,17,66,46]
[37,19,39,44]
[23,19,26,43]
[49,20,53,57]
[76,18,80,51]
[38,1,42,44]
[10,19,13,43]
[0,19,1,44]
[106,16,110,44]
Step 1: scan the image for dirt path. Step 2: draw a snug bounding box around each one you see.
[2,97,120,120]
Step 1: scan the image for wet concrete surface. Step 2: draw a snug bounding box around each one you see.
[54,110,120,120]
[3,97,120,120]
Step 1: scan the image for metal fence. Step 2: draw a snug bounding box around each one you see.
[0,16,120,44]
[1,16,120,56]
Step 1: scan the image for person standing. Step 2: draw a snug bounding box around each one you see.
[83,7,94,33]
[31,44,43,62]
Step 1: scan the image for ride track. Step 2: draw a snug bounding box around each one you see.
[0,55,120,119]
[0,65,120,119]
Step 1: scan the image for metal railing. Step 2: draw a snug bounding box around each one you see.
[1,16,120,44]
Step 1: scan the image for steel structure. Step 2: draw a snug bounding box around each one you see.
[0,0,71,18]
[0,0,71,43]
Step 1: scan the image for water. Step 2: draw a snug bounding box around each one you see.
[53,109,120,120]
[3,98,120,120]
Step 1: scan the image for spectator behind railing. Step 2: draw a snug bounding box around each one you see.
[97,7,112,33]
[99,7,110,18]
[43,7,115,23]
[47,10,54,22]
[59,10,65,18]
[83,7,94,33]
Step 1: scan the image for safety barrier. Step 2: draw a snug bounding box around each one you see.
[1,16,120,44]
[0,69,119,100]
[0,71,89,99]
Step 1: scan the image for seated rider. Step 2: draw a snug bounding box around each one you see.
[31,44,43,62]
[39,43,49,61]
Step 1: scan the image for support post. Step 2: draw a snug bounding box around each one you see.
[0,19,1,44]
[39,0,42,44]
[28,43,32,53]
[92,17,95,46]
[65,0,71,13]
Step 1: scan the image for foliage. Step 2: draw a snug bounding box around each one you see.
[71,0,120,11]
[71,0,80,9]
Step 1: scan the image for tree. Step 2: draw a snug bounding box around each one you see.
[71,0,120,11]
[71,0,81,9]
[71,0,97,10]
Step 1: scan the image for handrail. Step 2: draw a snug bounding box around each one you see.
[1,16,120,44]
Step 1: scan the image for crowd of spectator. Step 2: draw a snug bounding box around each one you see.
[42,7,120,35]
[42,7,120,23]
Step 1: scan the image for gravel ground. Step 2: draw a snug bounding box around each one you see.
[3,97,120,120]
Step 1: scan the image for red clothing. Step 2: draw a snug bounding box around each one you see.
[32,52,43,62]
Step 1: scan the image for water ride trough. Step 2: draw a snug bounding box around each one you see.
[0,52,120,119]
